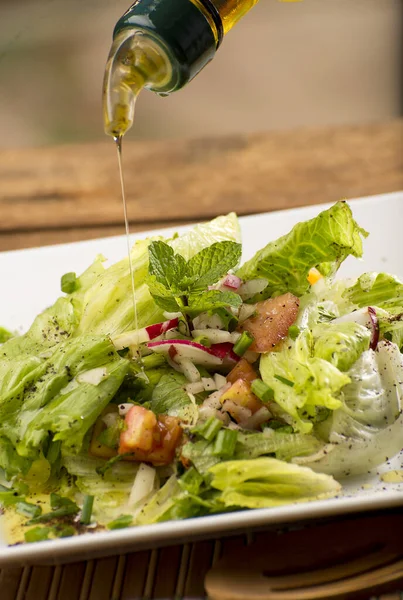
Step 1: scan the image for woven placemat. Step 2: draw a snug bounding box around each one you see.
[1,529,403,600]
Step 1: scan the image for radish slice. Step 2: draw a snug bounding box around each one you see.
[147,340,223,366]
[221,274,242,291]
[145,318,179,339]
[210,343,240,365]
[333,307,373,328]
[113,319,179,350]
[368,306,379,350]
[238,279,268,300]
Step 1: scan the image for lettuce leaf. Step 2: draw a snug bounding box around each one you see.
[313,322,370,371]
[151,372,198,423]
[237,201,368,297]
[208,458,341,509]
[260,332,350,433]
[297,341,403,477]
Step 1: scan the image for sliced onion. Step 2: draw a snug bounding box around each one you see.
[238,303,257,323]
[244,350,259,363]
[368,306,379,350]
[77,367,108,386]
[214,373,228,389]
[118,403,133,417]
[240,407,271,430]
[192,329,239,344]
[178,357,201,382]
[112,329,149,350]
[185,381,205,395]
[201,377,217,391]
[102,412,119,428]
[238,279,268,300]
[128,463,156,508]
[222,400,251,423]
[192,313,223,330]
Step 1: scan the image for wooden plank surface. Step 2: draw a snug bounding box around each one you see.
[1,120,402,251]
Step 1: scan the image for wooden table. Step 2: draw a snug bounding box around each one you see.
[0,120,402,600]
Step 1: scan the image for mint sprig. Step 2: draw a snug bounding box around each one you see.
[147,241,242,320]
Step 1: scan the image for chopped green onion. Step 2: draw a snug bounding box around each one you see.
[233,331,254,357]
[288,325,300,340]
[213,429,238,458]
[141,353,166,369]
[193,335,211,348]
[96,453,132,476]
[27,504,79,525]
[195,417,223,441]
[24,526,52,543]
[16,501,42,519]
[53,525,76,538]
[61,272,78,294]
[50,493,78,510]
[46,440,61,464]
[80,495,94,525]
[274,374,295,387]
[0,492,24,507]
[107,515,133,530]
[251,379,275,403]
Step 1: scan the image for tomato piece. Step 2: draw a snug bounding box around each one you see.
[146,416,183,465]
[221,378,263,417]
[238,293,300,352]
[119,406,157,455]
[227,358,257,384]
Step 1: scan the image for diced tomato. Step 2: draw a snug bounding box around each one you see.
[308,267,323,286]
[118,407,183,466]
[119,406,157,454]
[238,293,299,352]
[220,378,263,417]
[89,405,119,459]
[227,358,257,385]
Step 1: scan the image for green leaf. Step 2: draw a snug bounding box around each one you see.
[236,201,368,297]
[0,327,13,344]
[186,290,242,316]
[344,272,403,310]
[61,272,78,294]
[313,322,370,372]
[187,242,242,291]
[208,457,341,509]
[148,241,187,291]
[151,372,198,423]
[145,276,182,312]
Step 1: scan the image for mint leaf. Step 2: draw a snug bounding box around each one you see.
[185,290,242,316]
[146,276,182,312]
[188,242,242,291]
[148,241,187,291]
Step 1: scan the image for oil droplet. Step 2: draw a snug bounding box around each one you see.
[380,470,403,483]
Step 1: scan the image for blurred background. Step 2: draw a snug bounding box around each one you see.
[0,0,401,148]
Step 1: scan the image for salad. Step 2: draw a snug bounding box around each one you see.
[1,200,403,544]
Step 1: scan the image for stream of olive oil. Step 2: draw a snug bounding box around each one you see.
[114,135,139,335]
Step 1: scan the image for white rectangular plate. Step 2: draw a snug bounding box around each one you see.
[1,192,403,566]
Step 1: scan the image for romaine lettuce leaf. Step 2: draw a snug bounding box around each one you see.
[260,332,350,433]
[313,322,370,371]
[344,272,403,310]
[151,372,198,424]
[297,341,403,477]
[208,458,341,509]
[237,201,368,297]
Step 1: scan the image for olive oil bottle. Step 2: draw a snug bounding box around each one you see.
[103,0,260,138]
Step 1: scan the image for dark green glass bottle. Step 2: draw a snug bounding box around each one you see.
[103,0,260,137]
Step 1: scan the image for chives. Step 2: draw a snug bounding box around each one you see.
[80,495,94,525]
[27,504,79,525]
[50,493,78,510]
[16,501,42,519]
[213,429,238,458]
[107,515,133,530]
[0,491,23,507]
[46,440,61,464]
[233,332,254,357]
[251,379,275,403]
[274,374,294,387]
[196,417,223,441]
[24,526,52,543]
